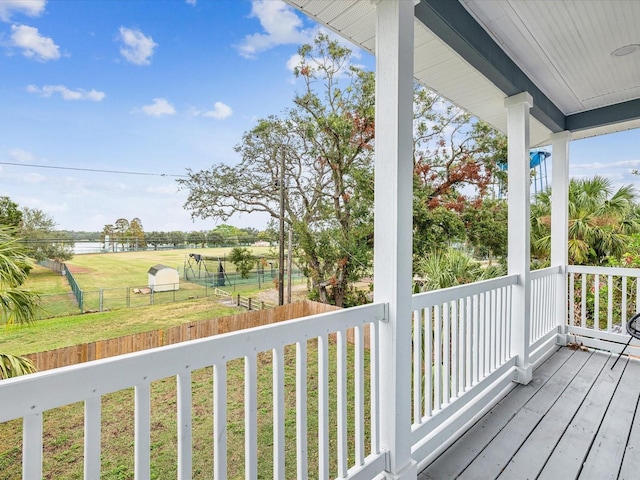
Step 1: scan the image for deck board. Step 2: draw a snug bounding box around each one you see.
[420,346,570,479]
[618,360,640,480]
[580,358,640,480]
[538,353,624,479]
[419,348,640,480]
[498,350,604,479]
[461,348,598,480]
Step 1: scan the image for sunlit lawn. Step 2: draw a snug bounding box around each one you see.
[66,246,274,290]
[21,247,277,319]
[0,297,242,356]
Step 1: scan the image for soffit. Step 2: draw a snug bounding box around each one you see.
[285,0,640,147]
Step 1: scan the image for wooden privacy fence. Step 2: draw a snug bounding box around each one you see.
[25,300,357,372]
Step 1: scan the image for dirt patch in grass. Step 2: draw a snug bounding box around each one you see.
[65,264,92,274]
[254,282,309,304]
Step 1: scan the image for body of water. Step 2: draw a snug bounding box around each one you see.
[73,242,104,254]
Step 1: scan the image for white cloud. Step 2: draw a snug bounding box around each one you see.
[204,101,233,120]
[10,24,60,61]
[286,53,301,72]
[570,159,640,170]
[185,0,196,5]
[139,98,176,117]
[118,26,157,65]
[236,0,311,59]
[189,101,233,120]
[27,84,106,101]
[8,147,35,162]
[0,0,46,22]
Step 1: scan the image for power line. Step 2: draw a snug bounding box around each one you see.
[0,161,188,178]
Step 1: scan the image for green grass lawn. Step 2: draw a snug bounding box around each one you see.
[23,264,71,295]
[0,297,242,356]
[20,247,280,319]
[67,247,274,290]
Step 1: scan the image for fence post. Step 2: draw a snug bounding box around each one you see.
[248,298,252,310]
[150,289,154,305]
[99,289,104,312]
[173,286,176,303]
[237,294,240,306]
[79,290,83,313]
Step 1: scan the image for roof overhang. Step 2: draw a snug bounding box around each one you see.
[285,0,640,147]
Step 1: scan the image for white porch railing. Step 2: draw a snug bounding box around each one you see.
[9,265,634,479]
[409,275,521,467]
[529,266,562,363]
[566,265,640,356]
[0,304,386,480]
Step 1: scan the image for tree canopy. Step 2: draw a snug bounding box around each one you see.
[0,197,22,228]
[19,207,74,262]
[102,217,147,251]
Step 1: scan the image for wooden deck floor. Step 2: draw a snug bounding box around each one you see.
[419,346,640,480]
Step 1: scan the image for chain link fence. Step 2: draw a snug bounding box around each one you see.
[35,263,307,319]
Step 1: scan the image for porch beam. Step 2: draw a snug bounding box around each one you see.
[551,131,571,344]
[505,92,533,385]
[415,0,565,133]
[372,0,417,478]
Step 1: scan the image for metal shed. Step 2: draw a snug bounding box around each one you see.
[147,264,179,292]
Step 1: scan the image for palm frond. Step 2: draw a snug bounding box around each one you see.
[0,353,37,380]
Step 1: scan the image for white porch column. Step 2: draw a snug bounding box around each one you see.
[373,0,417,479]
[505,92,533,385]
[551,131,571,344]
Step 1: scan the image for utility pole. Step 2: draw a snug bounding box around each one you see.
[278,148,285,306]
[287,226,293,304]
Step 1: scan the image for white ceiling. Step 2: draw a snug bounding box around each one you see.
[285,0,640,147]
[462,0,640,115]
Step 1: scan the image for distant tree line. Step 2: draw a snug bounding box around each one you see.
[99,220,273,251]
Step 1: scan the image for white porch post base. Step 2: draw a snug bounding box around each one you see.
[384,460,418,480]
[556,332,569,346]
[514,364,533,384]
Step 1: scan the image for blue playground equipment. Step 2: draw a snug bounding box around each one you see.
[497,150,551,198]
[529,150,551,196]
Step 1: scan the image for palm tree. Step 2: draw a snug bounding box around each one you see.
[414,247,505,291]
[0,226,38,379]
[531,176,640,265]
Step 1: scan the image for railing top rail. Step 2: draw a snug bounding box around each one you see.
[530,265,563,280]
[411,274,518,309]
[566,265,640,277]
[0,302,384,422]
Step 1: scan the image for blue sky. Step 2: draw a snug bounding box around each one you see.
[0,0,638,233]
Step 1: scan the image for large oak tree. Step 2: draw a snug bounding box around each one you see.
[179,34,375,306]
